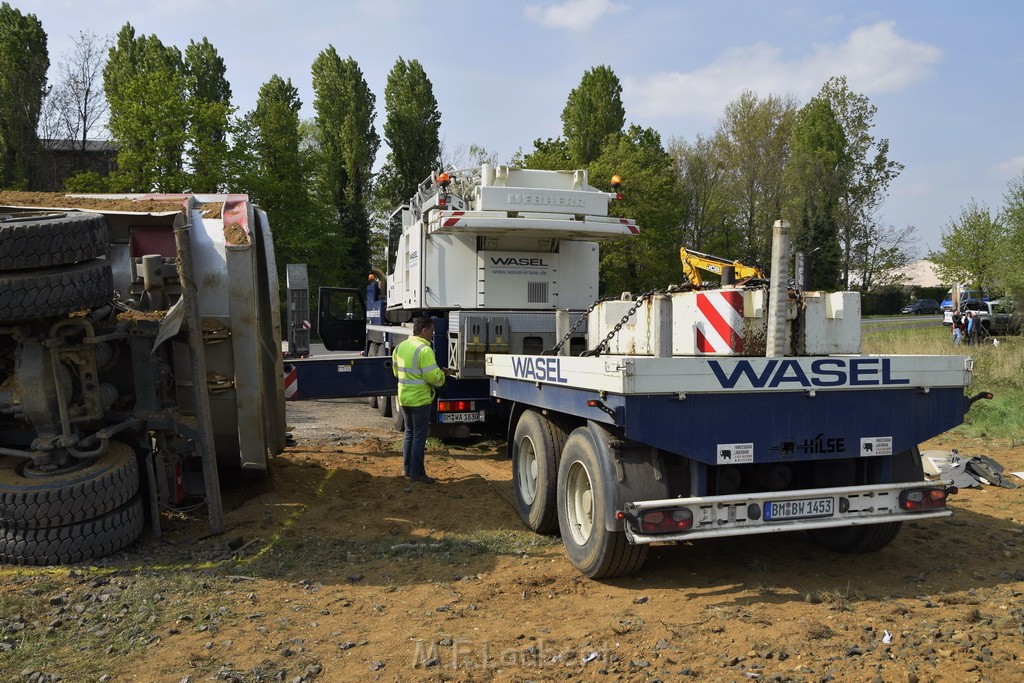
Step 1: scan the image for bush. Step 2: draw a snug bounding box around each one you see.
[63,170,109,193]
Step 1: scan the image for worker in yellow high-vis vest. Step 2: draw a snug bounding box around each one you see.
[392,317,449,483]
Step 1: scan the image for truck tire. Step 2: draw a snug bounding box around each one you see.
[807,522,902,553]
[513,410,568,534]
[556,427,647,578]
[0,441,139,529]
[0,212,109,270]
[0,496,144,566]
[0,259,113,322]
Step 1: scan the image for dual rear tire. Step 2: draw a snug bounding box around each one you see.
[511,411,646,579]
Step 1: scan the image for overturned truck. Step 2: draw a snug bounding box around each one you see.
[0,195,285,565]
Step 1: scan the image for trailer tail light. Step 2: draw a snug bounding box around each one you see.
[899,487,956,512]
[437,400,474,412]
[638,508,693,534]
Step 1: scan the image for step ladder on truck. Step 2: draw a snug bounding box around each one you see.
[286,164,987,578]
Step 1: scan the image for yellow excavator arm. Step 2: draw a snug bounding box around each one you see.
[680,246,766,287]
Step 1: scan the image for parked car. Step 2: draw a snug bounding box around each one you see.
[901,298,941,315]
[940,288,989,312]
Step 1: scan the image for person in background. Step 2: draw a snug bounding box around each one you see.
[392,317,448,483]
[951,309,963,345]
[965,310,977,345]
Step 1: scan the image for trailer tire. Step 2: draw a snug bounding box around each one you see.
[807,522,903,554]
[0,212,109,271]
[513,410,567,534]
[0,441,139,529]
[0,496,144,566]
[391,396,404,432]
[376,347,393,418]
[0,259,113,322]
[367,343,380,409]
[557,427,647,578]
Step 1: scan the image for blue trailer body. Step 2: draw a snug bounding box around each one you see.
[489,378,968,467]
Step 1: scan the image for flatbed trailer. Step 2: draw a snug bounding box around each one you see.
[487,352,977,576]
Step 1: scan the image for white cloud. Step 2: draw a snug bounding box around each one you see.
[996,155,1024,175]
[625,21,941,119]
[524,0,628,32]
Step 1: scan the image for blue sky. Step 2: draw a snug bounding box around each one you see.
[16,0,1024,252]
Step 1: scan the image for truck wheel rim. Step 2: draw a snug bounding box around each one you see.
[566,461,594,545]
[517,437,538,505]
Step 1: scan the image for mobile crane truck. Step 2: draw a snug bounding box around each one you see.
[291,164,984,578]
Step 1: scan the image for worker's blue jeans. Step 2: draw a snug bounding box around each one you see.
[401,404,431,478]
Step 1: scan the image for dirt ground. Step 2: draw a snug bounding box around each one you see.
[2,398,1023,683]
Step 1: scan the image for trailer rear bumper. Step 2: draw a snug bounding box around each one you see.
[621,481,953,544]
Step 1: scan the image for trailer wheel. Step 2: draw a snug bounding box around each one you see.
[0,259,113,322]
[0,212,109,271]
[0,496,144,566]
[557,427,647,578]
[371,343,392,416]
[807,522,903,553]
[391,396,404,431]
[0,441,139,529]
[513,410,567,533]
[367,343,380,409]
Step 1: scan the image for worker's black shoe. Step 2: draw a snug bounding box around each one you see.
[411,475,436,484]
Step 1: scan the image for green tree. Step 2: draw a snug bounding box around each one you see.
[562,65,625,165]
[103,23,188,191]
[310,47,379,287]
[930,200,1008,293]
[0,2,48,188]
[669,134,735,256]
[815,77,903,288]
[1000,173,1024,302]
[520,137,572,170]
[378,57,440,207]
[237,75,310,268]
[716,90,797,265]
[785,97,847,290]
[589,125,683,294]
[184,38,232,192]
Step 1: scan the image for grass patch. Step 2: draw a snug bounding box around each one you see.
[862,326,1024,442]
[243,528,558,578]
[0,570,228,681]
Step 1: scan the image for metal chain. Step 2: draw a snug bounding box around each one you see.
[581,288,664,357]
[542,295,615,355]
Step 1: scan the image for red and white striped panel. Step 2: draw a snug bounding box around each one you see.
[284,366,298,400]
[441,211,466,228]
[694,291,745,354]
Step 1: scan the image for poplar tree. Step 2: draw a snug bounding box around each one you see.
[379,57,441,206]
[184,38,232,192]
[310,47,379,286]
[0,2,48,188]
[239,75,310,268]
[103,23,188,191]
[562,65,625,166]
[786,97,847,290]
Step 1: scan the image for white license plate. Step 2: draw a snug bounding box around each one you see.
[438,411,485,424]
[764,496,834,521]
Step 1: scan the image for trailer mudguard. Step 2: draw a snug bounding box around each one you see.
[583,421,671,532]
